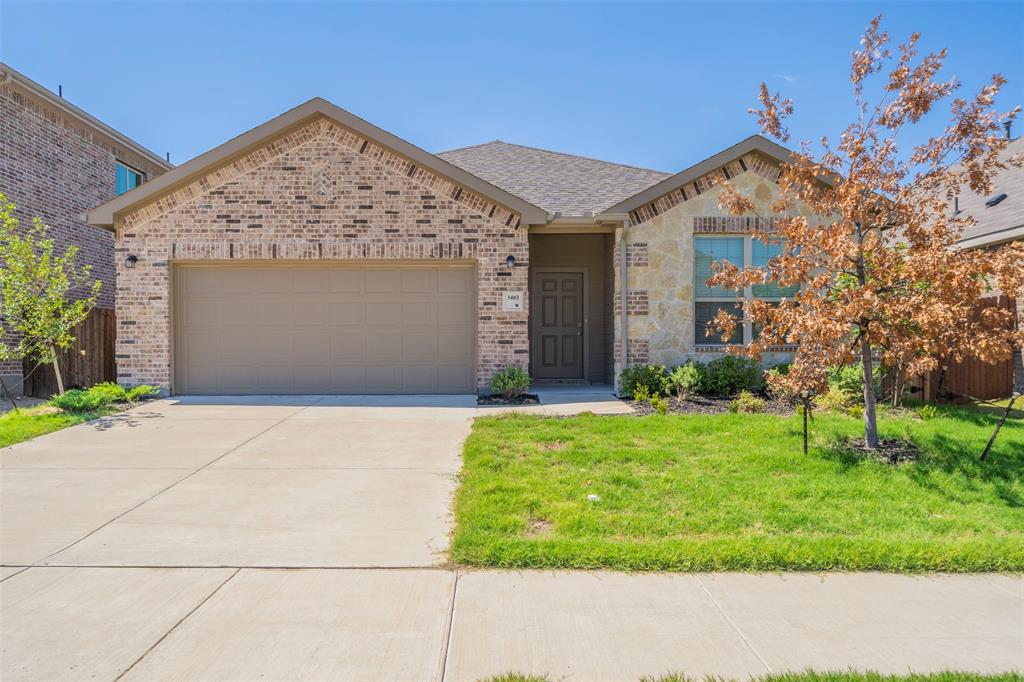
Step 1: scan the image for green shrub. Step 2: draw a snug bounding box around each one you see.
[86,382,128,404]
[729,390,766,413]
[704,355,762,396]
[828,363,881,401]
[619,364,669,398]
[125,384,160,402]
[490,367,531,398]
[650,394,670,415]
[847,404,864,419]
[814,388,855,412]
[915,404,939,421]
[668,361,705,399]
[50,389,106,413]
[633,384,651,402]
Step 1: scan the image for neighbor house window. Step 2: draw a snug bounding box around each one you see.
[694,235,796,346]
[115,162,144,195]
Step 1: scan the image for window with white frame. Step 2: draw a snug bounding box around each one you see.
[694,235,798,346]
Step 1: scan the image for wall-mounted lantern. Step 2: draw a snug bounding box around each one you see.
[505,255,516,268]
[124,254,138,269]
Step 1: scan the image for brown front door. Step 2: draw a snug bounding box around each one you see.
[531,271,584,380]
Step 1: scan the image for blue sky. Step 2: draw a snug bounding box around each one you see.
[2,2,1021,173]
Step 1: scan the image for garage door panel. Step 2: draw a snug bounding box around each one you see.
[291,331,332,365]
[175,264,475,394]
[329,269,365,293]
[402,302,435,326]
[365,366,401,391]
[331,331,367,361]
[401,268,437,293]
[329,301,365,325]
[438,268,471,293]
[365,269,400,293]
[437,301,469,325]
[366,302,402,325]
[365,334,403,363]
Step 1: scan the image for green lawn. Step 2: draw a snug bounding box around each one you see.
[483,673,1022,682]
[0,406,107,448]
[453,404,1024,572]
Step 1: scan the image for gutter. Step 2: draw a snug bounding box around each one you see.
[955,224,1024,251]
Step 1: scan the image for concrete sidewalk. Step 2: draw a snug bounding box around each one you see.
[2,567,1021,681]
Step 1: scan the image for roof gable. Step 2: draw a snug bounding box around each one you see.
[438,141,670,216]
[600,135,799,222]
[87,98,548,229]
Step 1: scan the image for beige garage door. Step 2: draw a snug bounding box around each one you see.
[174,263,476,394]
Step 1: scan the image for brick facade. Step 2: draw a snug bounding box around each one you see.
[115,117,530,392]
[0,81,167,385]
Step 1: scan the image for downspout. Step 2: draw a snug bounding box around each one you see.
[618,220,630,384]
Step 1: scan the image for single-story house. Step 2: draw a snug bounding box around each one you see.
[0,61,172,393]
[86,98,811,395]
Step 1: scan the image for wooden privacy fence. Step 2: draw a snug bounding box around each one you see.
[21,308,116,397]
[908,295,1018,402]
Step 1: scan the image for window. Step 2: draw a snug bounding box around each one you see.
[694,235,796,346]
[115,162,144,195]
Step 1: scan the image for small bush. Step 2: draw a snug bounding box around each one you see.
[50,389,106,413]
[125,384,160,402]
[490,367,531,398]
[814,388,855,412]
[633,384,651,402]
[668,361,705,399]
[650,394,670,415]
[86,382,129,404]
[847,404,864,419]
[619,364,669,398]
[828,363,881,401]
[729,390,766,413]
[704,355,762,396]
[915,404,939,421]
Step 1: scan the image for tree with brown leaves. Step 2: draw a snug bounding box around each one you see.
[708,16,1024,449]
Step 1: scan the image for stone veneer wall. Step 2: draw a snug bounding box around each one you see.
[0,82,167,385]
[614,165,813,382]
[115,118,529,392]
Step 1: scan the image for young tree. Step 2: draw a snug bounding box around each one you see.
[707,17,1024,449]
[0,194,101,395]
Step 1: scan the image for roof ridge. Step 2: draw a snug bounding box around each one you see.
[439,139,671,176]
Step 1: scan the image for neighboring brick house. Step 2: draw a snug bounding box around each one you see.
[0,62,171,391]
[86,97,818,395]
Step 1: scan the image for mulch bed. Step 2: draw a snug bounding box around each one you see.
[623,395,796,416]
[477,393,540,406]
[842,437,920,464]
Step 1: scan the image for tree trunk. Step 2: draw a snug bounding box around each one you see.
[980,395,1017,461]
[51,346,65,395]
[860,335,879,449]
[0,375,18,413]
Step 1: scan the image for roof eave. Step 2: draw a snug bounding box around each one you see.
[87,97,548,230]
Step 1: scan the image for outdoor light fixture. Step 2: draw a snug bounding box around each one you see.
[124,254,138,269]
[506,255,516,268]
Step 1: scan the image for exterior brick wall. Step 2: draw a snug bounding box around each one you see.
[0,82,167,384]
[614,339,649,365]
[614,290,649,316]
[115,117,530,392]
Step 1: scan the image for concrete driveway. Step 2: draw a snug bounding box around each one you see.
[2,394,1022,680]
[1,395,475,568]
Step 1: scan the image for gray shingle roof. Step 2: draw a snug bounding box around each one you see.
[437,141,671,216]
[955,136,1024,246]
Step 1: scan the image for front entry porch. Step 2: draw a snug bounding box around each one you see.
[528,233,615,385]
